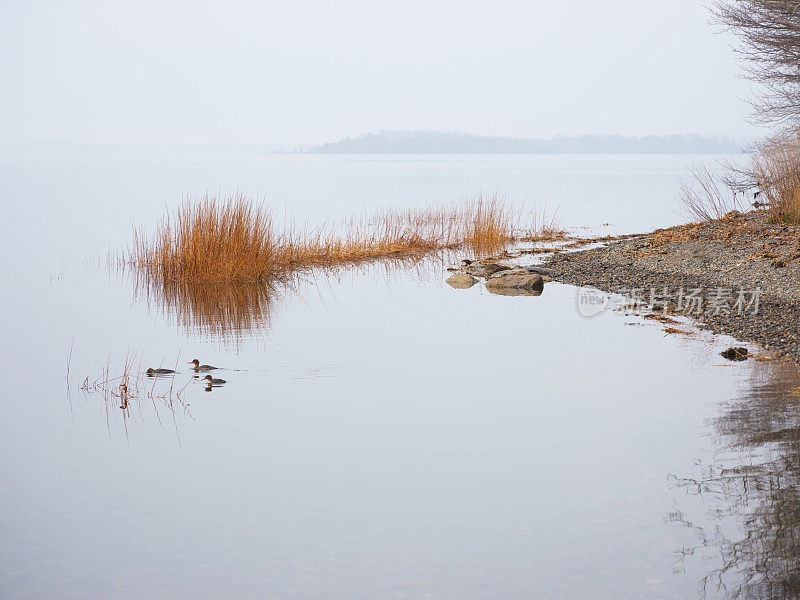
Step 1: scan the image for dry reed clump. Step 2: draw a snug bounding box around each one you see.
[750,132,800,224]
[131,196,283,283]
[129,194,550,283]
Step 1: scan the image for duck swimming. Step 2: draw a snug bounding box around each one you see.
[146,368,175,375]
[202,375,226,385]
[189,359,217,371]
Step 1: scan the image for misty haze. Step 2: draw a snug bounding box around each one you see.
[2,2,800,600]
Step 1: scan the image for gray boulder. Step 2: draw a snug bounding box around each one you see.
[464,262,512,277]
[485,269,544,293]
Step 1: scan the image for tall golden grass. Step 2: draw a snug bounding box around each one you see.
[129,194,557,283]
[750,132,800,224]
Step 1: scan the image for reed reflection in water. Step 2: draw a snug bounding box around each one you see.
[128,249,468,341]
[71,352,194,442]
[135,274,282,341]
[88,250,494,442]
[670,361,800,600]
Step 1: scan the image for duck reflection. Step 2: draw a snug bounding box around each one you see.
[670,361,800,599]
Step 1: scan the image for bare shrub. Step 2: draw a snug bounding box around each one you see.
[713,0,800,126]
[680,165,743,222]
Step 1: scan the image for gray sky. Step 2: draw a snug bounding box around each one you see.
[0,0,761,146]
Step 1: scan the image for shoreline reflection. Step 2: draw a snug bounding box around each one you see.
[671,361,800,599]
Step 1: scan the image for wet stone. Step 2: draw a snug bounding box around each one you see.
[721,347,749,361]
[485,270,544,293]
[446,273,478,289]
[464,262,512,277]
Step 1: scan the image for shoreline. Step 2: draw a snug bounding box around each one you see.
[541,210,800,362]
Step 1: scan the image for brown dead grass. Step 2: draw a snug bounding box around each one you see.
[663,327,691,336]
[643,312,681,326]
[128,194,557,284]
[122,194,563,338]
[750,132,800,224]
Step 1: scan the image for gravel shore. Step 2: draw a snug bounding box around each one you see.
[543,210,800,361]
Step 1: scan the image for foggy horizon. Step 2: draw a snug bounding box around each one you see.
[6,2,800,598]
[0,129,755,152]
[1,0,766,147]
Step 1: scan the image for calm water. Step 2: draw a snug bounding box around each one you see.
[1,153,798,600]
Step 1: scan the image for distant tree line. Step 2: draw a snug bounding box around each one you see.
[309,131,744,154]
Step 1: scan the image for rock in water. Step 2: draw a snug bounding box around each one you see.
[485,270,544,293]
[464,262,511,277]
[446,273,478,289]
[720,347,749,361]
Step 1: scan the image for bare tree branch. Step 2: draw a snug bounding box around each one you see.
[714,0,800,124]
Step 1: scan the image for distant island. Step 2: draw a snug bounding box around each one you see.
[308,130,746,154]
